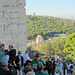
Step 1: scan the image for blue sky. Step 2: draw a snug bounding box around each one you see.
[26,0,75,20]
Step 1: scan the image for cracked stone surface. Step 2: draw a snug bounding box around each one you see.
[0,0,27,54]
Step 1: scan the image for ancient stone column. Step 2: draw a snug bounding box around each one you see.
[0,0,27,54]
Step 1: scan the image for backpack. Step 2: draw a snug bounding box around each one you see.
[46,61,53,69]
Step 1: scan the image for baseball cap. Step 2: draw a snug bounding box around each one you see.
[35,53,40,57]
[25,50,30,53]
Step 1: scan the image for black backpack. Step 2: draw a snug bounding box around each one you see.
[46,61,53,69]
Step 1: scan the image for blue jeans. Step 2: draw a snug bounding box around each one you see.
[67,69,71,74]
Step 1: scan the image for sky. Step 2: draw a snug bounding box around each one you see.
[26,0,75,20]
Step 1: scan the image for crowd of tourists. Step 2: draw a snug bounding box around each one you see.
[0,42,75,75]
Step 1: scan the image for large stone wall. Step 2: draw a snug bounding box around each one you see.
[0,0,27,54]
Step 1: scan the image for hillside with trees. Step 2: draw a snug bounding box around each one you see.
[26,15,75,40]
[38,34,67,57]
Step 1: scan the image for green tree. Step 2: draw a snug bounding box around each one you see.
[38,34,67,57]
[63,33,75,61]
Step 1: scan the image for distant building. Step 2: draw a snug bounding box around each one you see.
[36,35,44,44]
[27,35,45,50]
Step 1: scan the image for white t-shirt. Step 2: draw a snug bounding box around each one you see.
[2,55,9,62]
[67,63,71,69]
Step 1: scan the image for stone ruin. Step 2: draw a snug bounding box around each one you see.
[0,0,27,54]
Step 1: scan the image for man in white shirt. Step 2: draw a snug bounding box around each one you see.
[66,62,72,74]
[23,50,30,67]
[2,50,9,63]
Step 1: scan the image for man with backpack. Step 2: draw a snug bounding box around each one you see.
[62,59,67,75]
[45,56,53,75]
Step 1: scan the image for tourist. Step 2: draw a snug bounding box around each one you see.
[1,44,6,51]
[2,50,9,63]
[59,60,63,69]
[45,55,48,61]
[59,60,63,75]
[15,51,23,75]
[35,63,49,75]
[1,44,6,58]
[45,56,53,75]
[57,59,60,64]
[31,53,44,72]
[26,60,32,67]
[25,60,34,72]
[66,61,72,75]
[51,57,56,75]
[62,59,67,75]
[45,55,48,64]
[0,46,2,63]
[23,66,32,75]
[55,63,61,75]
[23,50,30,67]
[9,45,16,62]
[0,59,12,75]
